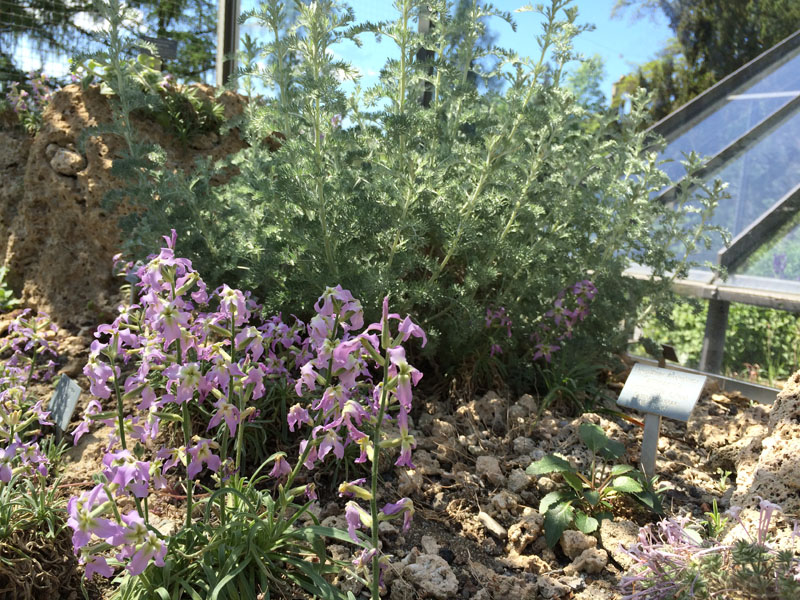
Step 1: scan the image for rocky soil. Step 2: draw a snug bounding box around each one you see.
[50,341,790,600]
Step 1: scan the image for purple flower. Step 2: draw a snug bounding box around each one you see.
[287,403,311,432]
[83,555,114,579]
[67,484,122,551]
[381,497,414,532]
[126,530,167,575]
[208,398,240,437]
[345,501,371,543]
[268,454,292,478]
[387,346,422,411]
[0,445,17,482]
[186,439,221,479]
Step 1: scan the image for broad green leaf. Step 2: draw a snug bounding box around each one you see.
[634,490,665,515]
[610,464,634,477]
[539,490,572,514]
[543,502,574,548]
[574,511,599,534]
[562,471,585,495]
[583,489,600,506]
[611,475,643,493]
[599,439,625,461]
[526,454,573,475]
[579,422,609,453]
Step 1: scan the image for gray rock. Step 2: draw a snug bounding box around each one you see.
[478,510,508,539]
[507,468,533,493]
[513,436,536,456]
[476,455,506,487]
[560,530,597,560]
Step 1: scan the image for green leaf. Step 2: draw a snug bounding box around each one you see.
[610,464,634,477]
[583,490,600,506]
[610,476,643,493]
[562,471,585,495]
[526,454,573,476]
[539,490,572,514]
[574,511,599,534]
[543,502,574,549]
[599,439,625,461]
[579,422,609,453]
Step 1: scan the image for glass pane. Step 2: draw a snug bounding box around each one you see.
[737,212,800,281]
[659,49,800,183]
[679,108,800,266]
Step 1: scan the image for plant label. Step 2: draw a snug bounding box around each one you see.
[48,374,81,436]
[616,363,706,477]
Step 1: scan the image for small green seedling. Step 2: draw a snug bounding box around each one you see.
[526,422,664,547]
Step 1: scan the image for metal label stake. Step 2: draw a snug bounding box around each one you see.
[617,363,706,478]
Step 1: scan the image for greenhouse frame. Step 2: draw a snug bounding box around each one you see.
[626,29,800,378]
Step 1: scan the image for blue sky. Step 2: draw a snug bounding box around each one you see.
[240,0,673,102]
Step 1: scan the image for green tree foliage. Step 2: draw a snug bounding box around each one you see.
[0,0,215,84]
[612,0,800,120]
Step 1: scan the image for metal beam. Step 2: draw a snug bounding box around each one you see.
[654,92,800,205]
[718,182,800,271]
[648,29,800,142]
[216,0,241,87]
[699,299,729,373]
[624,266,800,312]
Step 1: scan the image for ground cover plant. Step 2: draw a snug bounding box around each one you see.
[85,0,725,395]
[0,310,73,598]
[620,498,800,600]
[526,422,663,547]
[69,232,425,600]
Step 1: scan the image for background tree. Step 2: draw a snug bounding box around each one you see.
[0,0,216,85]
[611,0,800,121]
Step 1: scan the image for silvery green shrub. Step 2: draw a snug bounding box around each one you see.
[99,0,723,386]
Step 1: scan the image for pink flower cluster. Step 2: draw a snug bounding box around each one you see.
[4,73,54,118]
[0,310,58,483]
[485,306,512,357]
[532,279,597,362]
[69,231,425,583]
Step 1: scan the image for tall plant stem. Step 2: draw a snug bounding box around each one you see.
[369,360,391,600]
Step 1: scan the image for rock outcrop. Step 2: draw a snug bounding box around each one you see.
[0,84,246,330]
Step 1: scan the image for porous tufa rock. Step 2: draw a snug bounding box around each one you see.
[49,146,86,176]
[564,547,608,575]
[729,370,800,549]
[403,554,459,599]
[599,518,639,570]
[506,508,544,554]
[560,529,597,560]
